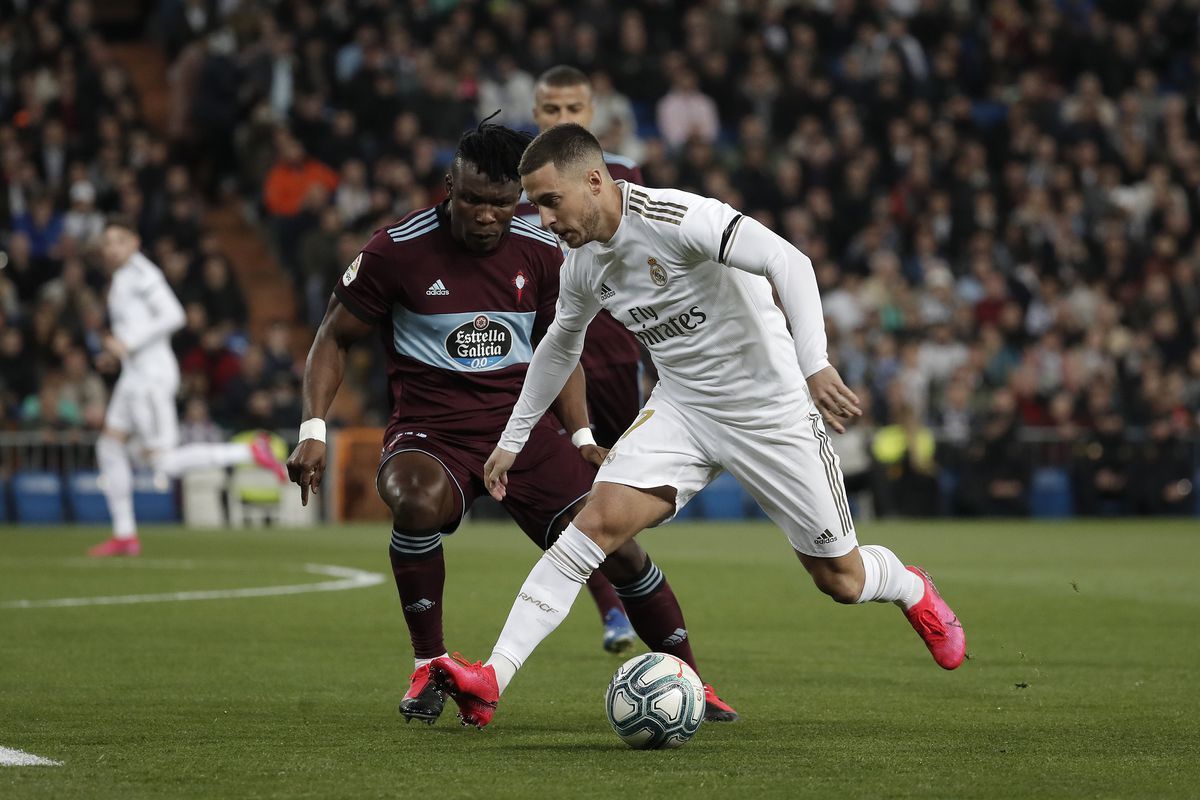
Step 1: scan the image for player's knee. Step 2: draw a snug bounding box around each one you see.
[385,488,445,533]
[812,571,862,604]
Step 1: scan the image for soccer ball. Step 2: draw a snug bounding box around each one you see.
[604,652,705,749]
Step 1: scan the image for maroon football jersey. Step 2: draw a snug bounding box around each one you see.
[517,153,645,379]
[334,203,564,440]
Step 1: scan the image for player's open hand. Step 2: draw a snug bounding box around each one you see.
[484,446,517,501]
[287,439,326,506]
[806,366,862,434]
[578,444,609,468]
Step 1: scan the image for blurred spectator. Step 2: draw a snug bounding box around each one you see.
[656,66,719,150]
[871,391,939,517]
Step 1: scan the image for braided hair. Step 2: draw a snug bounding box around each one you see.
[453,111,533,184]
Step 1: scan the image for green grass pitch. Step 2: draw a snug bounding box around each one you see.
[2,519,1197,799]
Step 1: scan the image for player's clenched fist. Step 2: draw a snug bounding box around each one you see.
[287,440,326,506]
[483,446,517,501]
[806,365,862,434]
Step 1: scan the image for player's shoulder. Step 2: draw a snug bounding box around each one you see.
[625,183,726,235]
[507,215,562,253]
[603,151,641,181]
[370,206,442,251]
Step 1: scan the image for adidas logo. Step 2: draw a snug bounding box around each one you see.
[813,528,837,546]
[426,279,449,296]
[403,598,435,613]
[600,283,616,301]
[662,628,688,647]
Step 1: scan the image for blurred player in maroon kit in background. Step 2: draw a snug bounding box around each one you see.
[520,66,650,652]
[286,122,737,725]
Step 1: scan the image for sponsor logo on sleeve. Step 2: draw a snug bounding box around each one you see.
[342,252,363,286]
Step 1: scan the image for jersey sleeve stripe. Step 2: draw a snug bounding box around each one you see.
[718,214,745,264]
[386,208,436,237]
[511,217,559,246]
[390,219,440,242]
[629,198,685,219]
[511,225,560,247]
[630,189,688,213]
[629,201,683,226]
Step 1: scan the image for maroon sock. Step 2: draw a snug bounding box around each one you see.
[585,572,625,622]
[614,559,700,679]
[388,529,446,660]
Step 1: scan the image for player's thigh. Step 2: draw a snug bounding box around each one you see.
[502,424,596,550]
[376,443,470,533]
[113,383,178,452]
[719,410,858,558]
[103,379,140,439]
[593,395,717,526]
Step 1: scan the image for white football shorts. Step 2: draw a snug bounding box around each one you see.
[594,390,858,557]
[104,377,180,452]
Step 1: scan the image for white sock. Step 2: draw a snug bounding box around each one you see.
[487,524,606,694]
[414,652,447,670]
[97,435,137,539]
[153,443,253,477]
[857,544,924,609]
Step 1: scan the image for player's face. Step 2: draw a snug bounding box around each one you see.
[99,226,138,272]
[445,163,522,254]
[523,163,602,249]
[532,84,594,131]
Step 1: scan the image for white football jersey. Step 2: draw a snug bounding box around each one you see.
[556,182,815,425]
[107,251,185,391]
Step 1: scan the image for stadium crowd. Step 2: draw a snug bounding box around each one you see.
[2,0,1199,516]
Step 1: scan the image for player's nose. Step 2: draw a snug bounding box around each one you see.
[539,207,556,228]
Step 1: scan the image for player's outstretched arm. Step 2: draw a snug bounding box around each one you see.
[721,215,861,432]
[287,296,373,505]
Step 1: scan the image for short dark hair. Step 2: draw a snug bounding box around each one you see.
[537,65,591,89]
[105,214,139,235]
[454,119,534,184]
[518,123,603,177]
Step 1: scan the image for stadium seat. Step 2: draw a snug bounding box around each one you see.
[67,471,111,523]
[693,472,747,520]
[12,472,66,524]
[0,477,7,522]
[1029,467,1073,518]
[132,472,179,523]
[181,468,227,528]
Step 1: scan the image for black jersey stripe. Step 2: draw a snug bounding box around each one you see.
[717,214,744,264]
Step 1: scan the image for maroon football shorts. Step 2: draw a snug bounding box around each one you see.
[377,417,596,549]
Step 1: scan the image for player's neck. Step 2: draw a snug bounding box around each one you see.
[595,182,625,244]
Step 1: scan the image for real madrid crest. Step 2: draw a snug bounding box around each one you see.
[648,257,668,287]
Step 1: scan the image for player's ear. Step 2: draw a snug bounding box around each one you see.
[588,168,603,195]
[444,172,453,198]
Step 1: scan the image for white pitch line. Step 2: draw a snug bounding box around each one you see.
[0,746,61,766]
[0,563,385,610]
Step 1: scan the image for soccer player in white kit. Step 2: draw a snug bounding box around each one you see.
[87,218,287,557]
[429,125,966,727]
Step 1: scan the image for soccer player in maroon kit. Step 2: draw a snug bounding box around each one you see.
[521,65,651,652]
[286,122,737,725]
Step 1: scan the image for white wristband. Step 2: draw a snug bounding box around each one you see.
[298,418,327,444]
[570,427,597,448]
